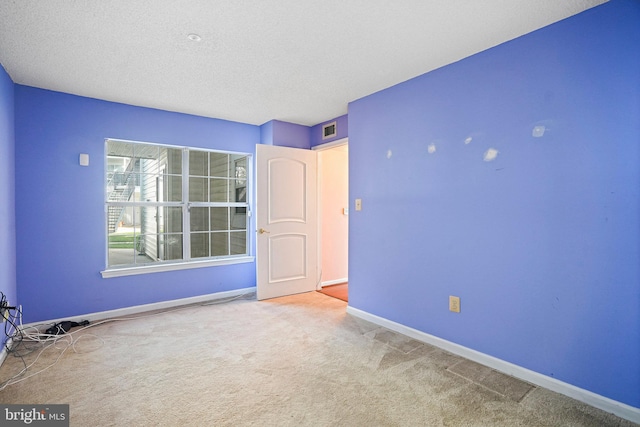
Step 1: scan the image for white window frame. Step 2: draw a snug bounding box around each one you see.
[101,138,254,278]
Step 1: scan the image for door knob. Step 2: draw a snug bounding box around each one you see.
[258,228,270,234]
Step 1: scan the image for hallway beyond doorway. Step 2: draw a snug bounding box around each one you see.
[318,283,348,302]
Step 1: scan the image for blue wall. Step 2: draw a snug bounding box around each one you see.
[0,66,17,338]
[348,0,639,408]
[260,115,348,149]
[15,86,260,323]
[260,119,311,149]
[259,120,274,146]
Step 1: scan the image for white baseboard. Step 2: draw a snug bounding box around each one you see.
[20,287,256,331]
[0,337,13,367]
[320,278,348,288]
[346,305,640,424]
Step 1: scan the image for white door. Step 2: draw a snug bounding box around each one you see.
[256,144,318,300]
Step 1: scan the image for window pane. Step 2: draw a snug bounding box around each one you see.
[191,233,210,258]
[211,207,229,231]
[190,150,208,176]
[190,207,209,232]
[139,207,160,260]
[166,207,183,233]
[108,231,142,267]
[160,233,183,261]
[164,147,182,174]
[141,156,163,174]
[166,175,182,202]
[107,140,134,158]
[107,168,138,202]
[189,177,208,202]
[211,232,229,256]
[234,185,246,204]
[134,144,160,162]
[138,173,159,202]
[157,208,184,261]
[140,206,156,235]
[107,226,160,268]
[209,178,228,202]
[209,153,229,177]
[230,231,246,255]
[232,155,247,187]
[230,210,246,229]
[135,234,156,262]
[232,155,247,212]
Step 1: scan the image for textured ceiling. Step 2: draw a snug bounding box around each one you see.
[0,0,607,126]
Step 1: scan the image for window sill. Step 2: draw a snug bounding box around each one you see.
[101,256,255,278]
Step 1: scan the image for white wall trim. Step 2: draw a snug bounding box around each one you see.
[346,305,640,424]
[312,137,348,151]
[320,278,348,288]
[101,256,254,278]
[21,287,256,331]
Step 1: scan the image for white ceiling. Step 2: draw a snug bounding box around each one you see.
[0,0,607,126]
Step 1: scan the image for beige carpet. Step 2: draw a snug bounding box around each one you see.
[0,292,635,426]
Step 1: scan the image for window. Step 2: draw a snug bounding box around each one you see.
[103,139,252,277]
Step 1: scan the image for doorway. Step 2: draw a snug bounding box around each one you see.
[254,141,348,302]
[315,139,349,301]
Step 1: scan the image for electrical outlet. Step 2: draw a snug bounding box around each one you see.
[449,296,461,313]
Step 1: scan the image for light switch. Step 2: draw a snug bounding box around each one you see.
[79,153,89,166]
[355,199,362,211]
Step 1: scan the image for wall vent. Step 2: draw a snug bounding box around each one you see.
[322,121,337,140]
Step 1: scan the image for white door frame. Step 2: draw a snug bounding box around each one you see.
[312,137,348,152]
